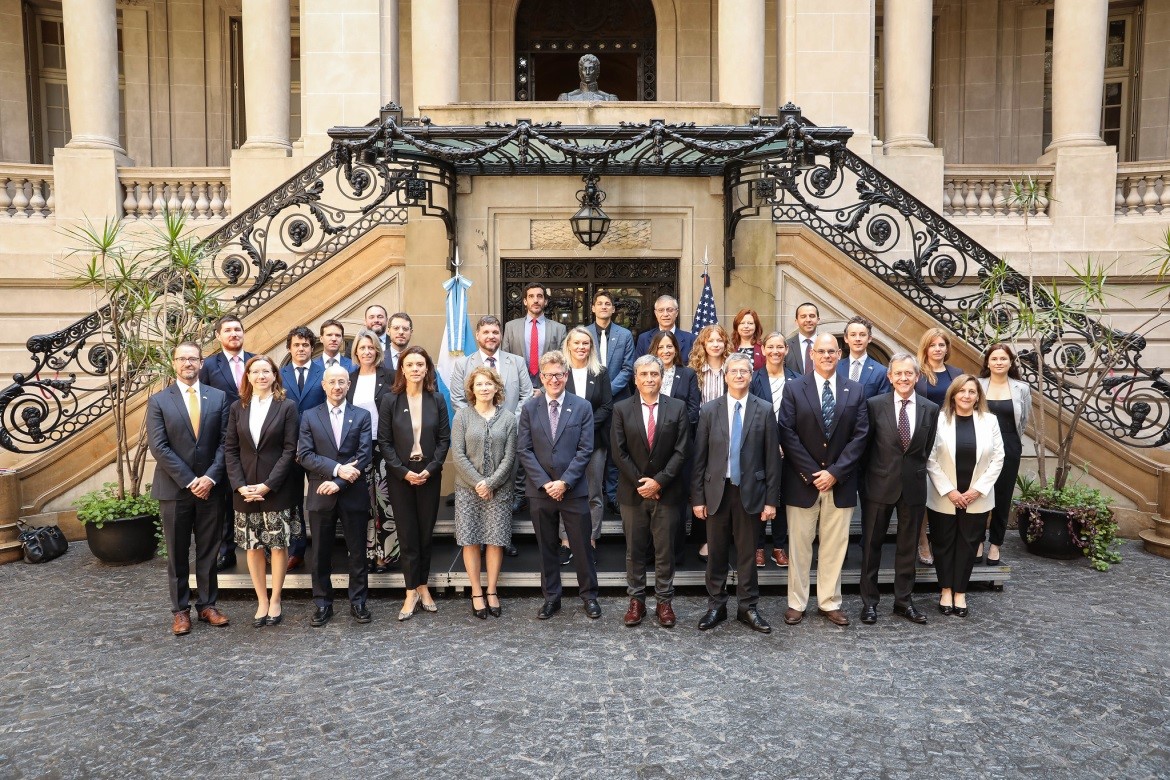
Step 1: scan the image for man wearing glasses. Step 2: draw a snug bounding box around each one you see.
[517,351,600,621]
[778,333,870,628]
[635,295,696,360]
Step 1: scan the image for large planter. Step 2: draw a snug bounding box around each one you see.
[84,514,158,565]
[1017,505,1082,560]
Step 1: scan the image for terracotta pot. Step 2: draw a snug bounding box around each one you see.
[84,514,158,565]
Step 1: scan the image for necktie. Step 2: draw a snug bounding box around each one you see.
[487,356,496,370]
[297,366,305,391]
[899,398,912,451]
[331,406,343,449]
[186,386,200,439]
[729,400,743,485]
[231,356,244,388]
[850,359,861,381]
[804,339,814,375]
[644,402,657,448]
[529,318,540,377]
[326,357,336,369]
[821,379,835,430]
[599,329,608,365]
[548,398,560,439]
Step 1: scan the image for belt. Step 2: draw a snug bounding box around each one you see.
[408,455,425,462]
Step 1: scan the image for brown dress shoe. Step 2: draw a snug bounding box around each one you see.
[623,599,646,626]
[784,607,805,625]
[287,555,304,571]
[171,610,192,636]
[754,548,766,567]
[656,601,677,628]
[818,608,850,626]
[198,606,230,627]
[772,548,789,566]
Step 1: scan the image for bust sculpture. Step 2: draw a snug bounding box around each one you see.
[557,54,619,102]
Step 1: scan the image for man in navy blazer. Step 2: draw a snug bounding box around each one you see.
[588,290,635,511]
[279,325,324,568]
[314,319,355,373]
[197,314,254,570]
[297,365,374,627]
[836,316,892,401]
[635,295,696,361]
[518,350,600,620]
[147,342,231,636]
[779,333,870,628]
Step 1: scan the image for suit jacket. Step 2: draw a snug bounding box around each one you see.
[664,365,701,428]
[977,376,1032,438]
[346,366,394,411]
[198,351,255,404]
[312,354,355,373]
[778,372,870,509]
[502,316,567,370]
[281,361,325,416]
[862,392,939,507]
[296,402,373,512]
[926,410,1005,515]
[147,382,230,500]
[450,350,533,415]
[785,334,815,375]
[635,327,695,362]
[690,393,782,515]
[837,355,893,400]
[377,391,451,480]
[749,366,800,414]
[517,393,594,500]
[224,397,300,512]
[588,322,636,398]
[611,394,690,506]
[566,366,613,448]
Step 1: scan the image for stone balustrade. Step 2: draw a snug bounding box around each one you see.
[943,166,1053,218]
[118,168,231,220]
[0,165,54,219]
[1115,162,1170,216]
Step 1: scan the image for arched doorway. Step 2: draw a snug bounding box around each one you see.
[514,0,657,101]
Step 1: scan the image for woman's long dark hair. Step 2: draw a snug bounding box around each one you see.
[979,342,1023,380]
[389,346,438,393]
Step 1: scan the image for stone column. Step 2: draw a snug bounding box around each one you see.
[381,0,400,106]
[719,0,765,107]
[882,0,933,149]
[242,0,291,150]
[1047,0,1108,151]
[412,0,459,108]
[61,0,123,152]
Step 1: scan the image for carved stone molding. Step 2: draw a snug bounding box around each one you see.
[530,219,650,249]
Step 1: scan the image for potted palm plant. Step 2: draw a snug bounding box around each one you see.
[66,211,223,564]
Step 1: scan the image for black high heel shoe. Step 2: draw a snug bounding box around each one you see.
[470,594,488,620]
[938,603,954,616]
[953,604,969,618]
[486,591,502,618]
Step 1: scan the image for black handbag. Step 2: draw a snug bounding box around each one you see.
[16,519,68,563]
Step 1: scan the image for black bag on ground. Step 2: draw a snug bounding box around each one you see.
[16,520,68,563]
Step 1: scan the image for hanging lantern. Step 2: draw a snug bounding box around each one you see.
[569,173,611,250]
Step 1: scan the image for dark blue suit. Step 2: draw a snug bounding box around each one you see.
[279,360,325,560]
[836,355,892,401]
[588,322,636,398]
[636,327,696,362]
[312,354,355,374]
[518,392,598,602]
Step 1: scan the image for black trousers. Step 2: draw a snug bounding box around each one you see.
[988,454,1021,546]
[860,498,924,608]
[217,490,236,557]
[530,494,598,602]
[621,498,678,602]
[754,505,789,550]
[705,481,761,610]
[287,464,308,559]
[387,463,442,590]
[161,495,222,613]
[929,508,988,592]
[308,503,368,608]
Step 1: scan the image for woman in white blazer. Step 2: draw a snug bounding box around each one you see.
[978,343,1032,566]
[926,375,1004,617]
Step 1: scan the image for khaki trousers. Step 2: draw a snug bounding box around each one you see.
[786,491,852,612]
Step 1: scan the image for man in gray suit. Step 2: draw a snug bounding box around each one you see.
[691,352,782,634]
[451,315,533,415]
[502,282,567,383]
[146,342,231,636]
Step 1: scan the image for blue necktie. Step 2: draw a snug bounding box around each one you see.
[730,400,743,485]
[821,379,835,430]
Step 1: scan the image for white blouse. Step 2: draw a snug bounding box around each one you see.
[248,395,272,447]
[353,373,379,429]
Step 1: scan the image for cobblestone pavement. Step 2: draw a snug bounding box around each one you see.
[1,536,1167,779]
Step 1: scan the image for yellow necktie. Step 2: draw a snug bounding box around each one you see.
[186,386,200,439]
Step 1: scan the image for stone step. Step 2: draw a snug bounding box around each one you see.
[1139,527,1170,560]
[0,538,24,565]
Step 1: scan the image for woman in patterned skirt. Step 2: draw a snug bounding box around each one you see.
[450,365,518,619]
[224,355,302,627]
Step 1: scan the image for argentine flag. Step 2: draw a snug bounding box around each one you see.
[436,264,474,425]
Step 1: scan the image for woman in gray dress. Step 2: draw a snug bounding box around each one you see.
[450,365,518,619]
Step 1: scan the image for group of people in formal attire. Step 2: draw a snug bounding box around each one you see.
[147,287,1030,636]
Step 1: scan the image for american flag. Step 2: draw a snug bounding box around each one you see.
[691,271,718,335]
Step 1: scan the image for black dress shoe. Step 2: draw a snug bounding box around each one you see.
[511,497,529,514]
[537,599,562,620]
[986,557,1003,566]
[310,605,334,627]
[265,613,283,627]
[504,543,519,557]
[215,552,237,571]
[860,605,878,624]
[697,606,728,631]
[938,603,954,616]
[583,599,602,619]
[605,499,621,516]
[953,604,970,618]
[893,603,928,624]
[351,603,372,623]
[736,606,772,634]
[252,615,267,628]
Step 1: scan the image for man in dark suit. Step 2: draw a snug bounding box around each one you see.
[297,365,374,627]
[837,316,892,400]
[385,311,413,378]
[503,282,567,384]
[197,313,254,571]
[147,342,231,636]
[635,295,695,359]
[784,302,821,375]
[691,352,782,634]
[315,319,355,372]
[589,289,636,513]
[517,350,600,620]
[779,333,870,628]
[280,325,324,569]
[859,353,939,625]
[612,355,690,628]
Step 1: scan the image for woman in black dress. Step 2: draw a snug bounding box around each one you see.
[914,327,963,564]
[651,330,701,564]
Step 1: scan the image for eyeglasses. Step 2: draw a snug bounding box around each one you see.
[655,307,678,313]
[541,371,567,380]
[726,369,752,376]
[174,357,202,363]
[812,349,839,356]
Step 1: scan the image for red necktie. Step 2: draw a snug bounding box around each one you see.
[644,402,657,448]
[529,318,539,376]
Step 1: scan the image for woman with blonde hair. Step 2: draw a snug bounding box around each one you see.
[913,327,963,565]
[561,326,613,553]
[689,323,732,405]
[347,327,397,573]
